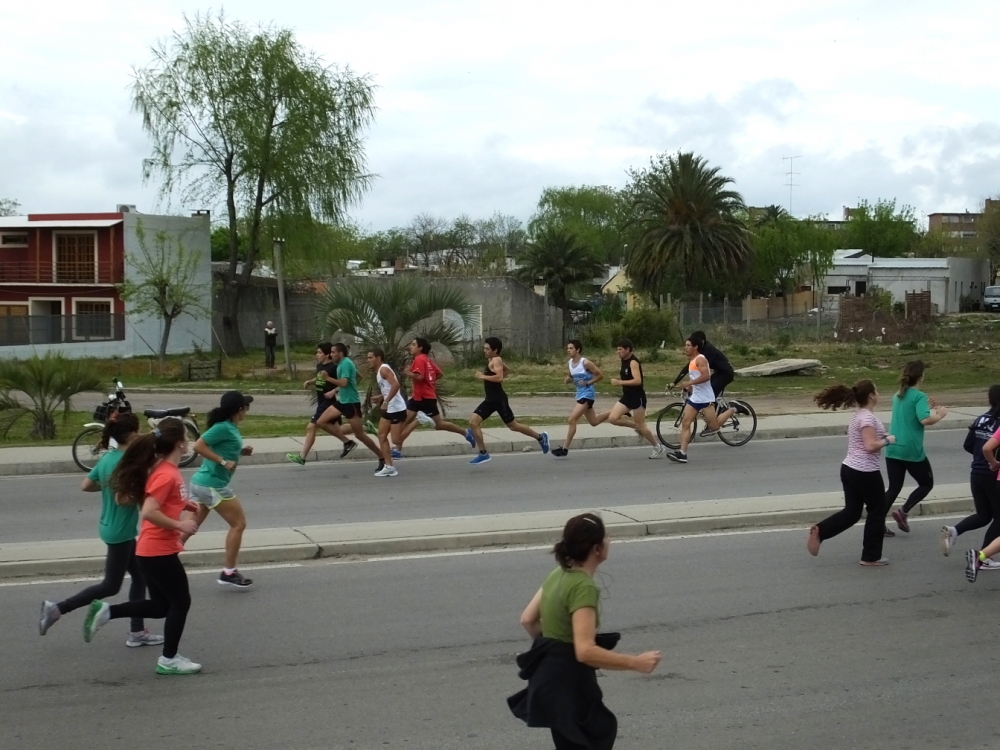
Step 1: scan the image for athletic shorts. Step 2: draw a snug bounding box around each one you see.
[338,402,361,420]
[576,398,595,409]
[189,483,236,510]
[686,400,712,412]
[618,393,647,411]
[406,398,440,417]
[474,397,516,425]
[381,409,407,424]
[311,398,342,424]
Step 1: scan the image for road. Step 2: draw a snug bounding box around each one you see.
[3,522,996,749]
[0,431,972,543]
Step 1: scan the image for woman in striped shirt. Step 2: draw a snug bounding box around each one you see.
[807,380,896,566]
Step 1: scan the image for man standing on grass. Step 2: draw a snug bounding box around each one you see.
[264,321,277,368]
[466,337,550,465]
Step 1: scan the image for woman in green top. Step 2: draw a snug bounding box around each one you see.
[884,361,948,534]
[189,391,255,588]
[39,414,164,647]
[509,513,660,750]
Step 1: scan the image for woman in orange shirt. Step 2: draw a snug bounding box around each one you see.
[82,418,202,676]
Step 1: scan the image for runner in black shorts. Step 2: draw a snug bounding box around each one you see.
[595,339,664,458]
[670,329,734,400]
[467,337,550,465]
[396,338,472,453]
[287,343,355,465]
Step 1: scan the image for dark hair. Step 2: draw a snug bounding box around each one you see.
[368,347,386,361]
[567,339,583,353]
[815,379,877,410]
[615,338,634,351]
[333,342,350,356]
[691,330,707,342]
[484,336,503,353]
[99,412,139,450]
[413,337,431,354]
[110,418,188,506]
[553,513,606,569]
[207,391,251,428]
[687,333,706,351]
[317,342,333,356]
[988,385,1000,417]
[898,360,925,398]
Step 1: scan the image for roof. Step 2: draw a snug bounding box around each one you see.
[0,215,123,229]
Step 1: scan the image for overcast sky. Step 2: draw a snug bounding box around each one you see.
[2,1,998,230]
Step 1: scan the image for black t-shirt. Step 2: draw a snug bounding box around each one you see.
[315,362,337,396]
[264,329,278,347]
[674,341,733,385]
[966,411,1000,475]
[620,355,645,399]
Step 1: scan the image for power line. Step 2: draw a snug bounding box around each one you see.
[782,155,802,215]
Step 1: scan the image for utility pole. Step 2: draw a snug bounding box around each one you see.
[782,155,802,215]
[272,237,293,379]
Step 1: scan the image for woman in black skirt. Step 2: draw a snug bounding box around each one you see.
[508,513,661,749]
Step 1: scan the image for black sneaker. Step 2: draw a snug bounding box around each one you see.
[340,440,357,458]
[666,450,688,464]
[218,570,253,589]
[732,402,750,416]
[551,447,569,457]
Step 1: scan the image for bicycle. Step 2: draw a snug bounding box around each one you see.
[654,390,758,450]
[72,379,202,472]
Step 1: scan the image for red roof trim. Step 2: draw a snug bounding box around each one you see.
[27,213,124,221]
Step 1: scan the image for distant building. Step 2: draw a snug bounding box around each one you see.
[927,200,998,238]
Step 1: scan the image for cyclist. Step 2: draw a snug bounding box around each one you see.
[669,330,735,436]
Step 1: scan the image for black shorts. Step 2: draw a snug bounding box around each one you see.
[338,402,361,420]
[474,397,516,425]
[711,371,734,399]
[311,398,342,424]
[576,398,595,409]
[406,398,440,418]
[381,409,407,424]
[619,392,647,411]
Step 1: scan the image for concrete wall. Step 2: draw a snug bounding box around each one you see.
[210,272,319,350]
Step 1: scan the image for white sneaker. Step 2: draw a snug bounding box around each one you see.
[649,444,666,459]
[374,465,398,477]
[156,654,202,675]
[939,526,957,557]
[980,557,1000,570]
[126,629,166,648]
[39,600,61,635]
[416,411,435,426]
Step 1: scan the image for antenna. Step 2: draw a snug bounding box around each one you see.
[782,155,802,215]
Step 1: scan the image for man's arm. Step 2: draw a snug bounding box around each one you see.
[477,357,505,383]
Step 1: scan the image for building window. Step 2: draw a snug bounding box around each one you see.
[826,286,849,294]
[73,300,113,340]
[55,233,97,283]
[0,232,28,247]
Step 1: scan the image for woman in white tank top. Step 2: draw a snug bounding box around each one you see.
[366,349,407,477]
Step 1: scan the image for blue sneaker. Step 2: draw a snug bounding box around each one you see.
[538,432,550,455]
[469,452,491,465]
[390,449,402,460]
[464,428,476,447]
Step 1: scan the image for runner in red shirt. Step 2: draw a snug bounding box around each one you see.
[396,337,475,453]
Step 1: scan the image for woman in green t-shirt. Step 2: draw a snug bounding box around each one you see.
[509,513,660,750]
[39,414,164,647]
[884,361,948,534]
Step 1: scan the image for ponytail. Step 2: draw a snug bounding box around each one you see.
[988,385,1000,418]
[815,379,877,410]
[110,418,187,505]
[552,512,606,569]
[898,360,925,398]
[99,412,139,450]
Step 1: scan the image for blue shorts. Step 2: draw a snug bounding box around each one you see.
[311,398,342,424]
[686,400,712,412]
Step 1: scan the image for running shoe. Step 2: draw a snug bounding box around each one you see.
[39,600,61,636]
[891,508,910,533]
[390,449,403,460]
[82,600,111,643]
[699,427,720,438]
[731,402,750,416]
[884,527,896,538]
[980,557,1000,571]
[126,629,165,648]
[156,654,202,676]
[551,447,569,458]
[649,444,666,459]
[539,432,550,455]
[340,440,357,458]
[374,465,399,477]
[286,453,305,466]
[666,450,687,463]
[464,428,476,447]
[966,549,981,583]
[860,558,889,567]
[470,452,491,465]
[416,411,435,426]
[218,570,254,589]
[376,458,385,472]
[939,526,958,556]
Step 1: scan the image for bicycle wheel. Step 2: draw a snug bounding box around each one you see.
[655,402,690,449]
[179,421,201,467]
[72,426,107,472]
[718,400,757,447]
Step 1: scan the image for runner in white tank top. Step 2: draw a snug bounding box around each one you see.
[552,340,604,457]
[366,349,407,477]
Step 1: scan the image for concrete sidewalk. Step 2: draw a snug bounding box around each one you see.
[0,483,974,579]
[0,406,979,476]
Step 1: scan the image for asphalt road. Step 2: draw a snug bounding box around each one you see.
[3,522,996,749]
[0,431,973,544]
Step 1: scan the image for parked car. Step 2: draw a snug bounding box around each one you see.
[985,286,1000,312]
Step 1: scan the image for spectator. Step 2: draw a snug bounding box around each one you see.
[264,322,277,368]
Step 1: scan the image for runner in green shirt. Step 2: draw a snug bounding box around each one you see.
[316,342,384,468]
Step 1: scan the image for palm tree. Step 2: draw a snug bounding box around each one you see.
[751,204,790,227]
[0,354,103,439]
[315,277,479,378]
[625,152,752,295]
[515,226,607,326]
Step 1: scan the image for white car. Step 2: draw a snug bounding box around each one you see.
[985,286,1000,312]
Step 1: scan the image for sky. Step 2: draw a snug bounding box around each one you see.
[2,0,999,231]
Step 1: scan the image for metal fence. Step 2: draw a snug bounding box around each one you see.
[0,314,126,347]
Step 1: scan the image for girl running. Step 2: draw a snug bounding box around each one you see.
[39,413,163,647]
[806,380,896,566]
[965,407,1000,582]
[82,417,202,675]
[941,385,1000,562]
[396,338,474,452]
[367,348,407,477]
[508,513,661,749]
[551,339,603,458]
[189,391,255,588]
[884,360,948,534]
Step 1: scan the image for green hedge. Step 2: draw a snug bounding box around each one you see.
[579,308,680,351]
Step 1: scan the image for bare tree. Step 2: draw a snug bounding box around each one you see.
[0,198,20,217]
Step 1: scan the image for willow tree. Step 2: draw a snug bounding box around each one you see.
[131,11,376,353]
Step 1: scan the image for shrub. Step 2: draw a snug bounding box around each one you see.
[899,340,920,351]
[776,332,792,349]
[731,343,751,357]
[760,345,778,358]
[613,308,679,348]
[580,323,614,352]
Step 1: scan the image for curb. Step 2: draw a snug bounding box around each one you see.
[2,497,975,580]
